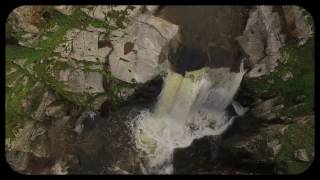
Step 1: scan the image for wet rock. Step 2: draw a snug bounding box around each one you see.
[282,6,313,46]
[251,96,284,120]
[237,6,285,77]
[222,134,272,163]
[109,14,180,83]
[53,5,74,15]
[99,100,112,117]
[294,149,309,162]
[74,111,97,135]
[232,101,249,116]
[267,139,282,157]
[116,150,142,174]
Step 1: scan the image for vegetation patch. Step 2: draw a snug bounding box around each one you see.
[243,38,314,117]
[5,6,137,139]
[243,37,314,174]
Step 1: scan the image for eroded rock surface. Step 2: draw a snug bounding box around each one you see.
[108,14,180,83]
[237,6,285,77]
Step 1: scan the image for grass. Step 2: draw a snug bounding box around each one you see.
[243,37,314,117]
[243,36,314,174]
[265,114,314,174]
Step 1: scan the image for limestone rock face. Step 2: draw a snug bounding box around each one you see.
[237,6,285,78]
[54,28,111,63]
[108,14,180,83]
[58,69,104,93]
[53,28,110,94]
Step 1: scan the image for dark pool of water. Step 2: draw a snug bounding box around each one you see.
[157,5,250,74]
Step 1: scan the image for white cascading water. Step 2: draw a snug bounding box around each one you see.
[130,60,246,174]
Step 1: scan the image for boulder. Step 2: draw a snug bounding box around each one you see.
[281,71,293,81]
[237,6,285,78]
[232,101,249,116]
[251,96,284,120]
[267,139,282,157]
[108,14,180,83]
[294,149,309,162]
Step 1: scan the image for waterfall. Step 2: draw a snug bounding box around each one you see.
[130,61,246,174]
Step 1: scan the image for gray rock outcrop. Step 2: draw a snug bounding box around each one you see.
[237,6,285,78]
[108,14,180,83]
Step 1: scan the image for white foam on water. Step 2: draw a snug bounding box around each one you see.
[130,61,246,174]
